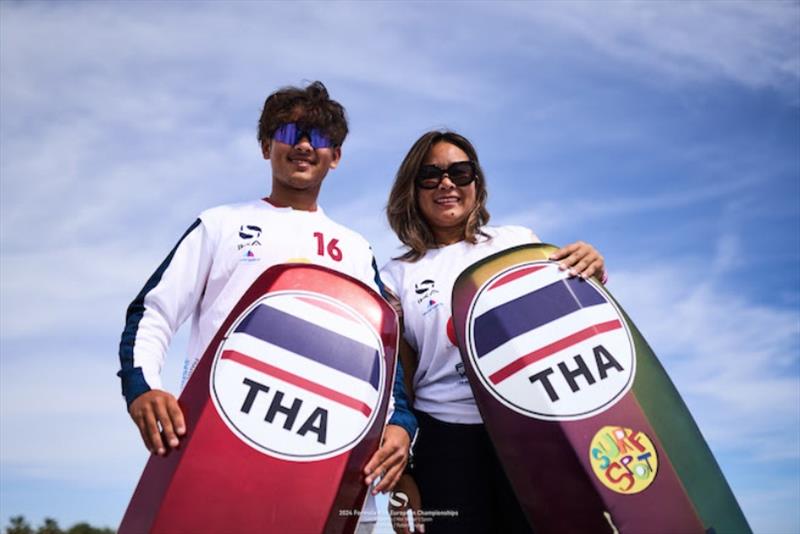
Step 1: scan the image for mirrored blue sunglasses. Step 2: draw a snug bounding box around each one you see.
[273,123,334,149]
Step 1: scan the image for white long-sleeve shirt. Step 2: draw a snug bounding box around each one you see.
[118,199,384,402]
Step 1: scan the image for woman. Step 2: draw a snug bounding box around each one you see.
[380,131,605,534]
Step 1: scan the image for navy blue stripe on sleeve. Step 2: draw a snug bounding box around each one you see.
[371,254,389,299]
[117,219,202,406]
[388,349,418,440]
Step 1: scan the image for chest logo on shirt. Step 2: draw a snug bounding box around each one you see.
[238,224,263,262]
[415,279,443,315]
[414,279,437,301]
[210,291,386,461]
[239,225,262,240]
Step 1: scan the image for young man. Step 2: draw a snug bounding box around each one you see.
[117,82,415,522]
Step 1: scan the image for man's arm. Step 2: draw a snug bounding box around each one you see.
[118,218,212,455]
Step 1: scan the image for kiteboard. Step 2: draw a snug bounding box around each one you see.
[451,243,750,534]
[119,264,398,534]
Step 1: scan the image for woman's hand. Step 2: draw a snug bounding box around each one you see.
[549,241,606,282]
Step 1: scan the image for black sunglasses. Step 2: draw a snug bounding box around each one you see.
[415,161,477,189]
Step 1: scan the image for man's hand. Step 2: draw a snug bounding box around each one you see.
[128,390,186,456]
[363,424,410,494]
[390,474,424,534]
[549,241,606,281]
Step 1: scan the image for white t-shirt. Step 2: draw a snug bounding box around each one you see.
[380,225,539,424]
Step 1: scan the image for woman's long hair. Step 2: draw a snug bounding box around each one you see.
[386,130,490,261]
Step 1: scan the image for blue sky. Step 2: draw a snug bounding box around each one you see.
[1,1,798,532]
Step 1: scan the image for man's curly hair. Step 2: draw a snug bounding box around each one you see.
[257,81,348,148]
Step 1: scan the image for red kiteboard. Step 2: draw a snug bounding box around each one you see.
[119,264,398,534]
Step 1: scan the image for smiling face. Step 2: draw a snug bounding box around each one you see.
[417,141,477,245]
[262,112,341,210]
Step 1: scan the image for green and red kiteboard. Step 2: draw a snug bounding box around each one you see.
[451,244,750,534]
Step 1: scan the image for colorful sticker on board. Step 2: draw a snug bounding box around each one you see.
[210,291,385,462]
[589,425,659,494]
[466,262,635,420]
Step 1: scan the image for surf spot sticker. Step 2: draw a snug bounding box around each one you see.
[466,262,635,420]
[210,291,385,462]
[589,426,658,494]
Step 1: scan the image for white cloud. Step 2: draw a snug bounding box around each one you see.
[0,241,165,337]
[738,485,800,534]
[505,1,800,93]
[0,334,189,484]
[495,174,757,237]
[0,2,482,118]
[611,262,800,462]
[710,233,744,275]
[0,352,147,485]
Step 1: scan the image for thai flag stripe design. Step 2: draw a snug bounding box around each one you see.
[295,296,361,324]
[235,303,380,389]
[489,319,622,384]
[474,277,606,358]
[487,265,547,290]
[260,294,380,348]
[476,261,568,314]
[476,299,622,376]
[221,328,379,413]
[221,349,373,417]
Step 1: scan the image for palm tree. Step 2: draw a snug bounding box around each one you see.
[6,515,33,534]
[35,518,62,534]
